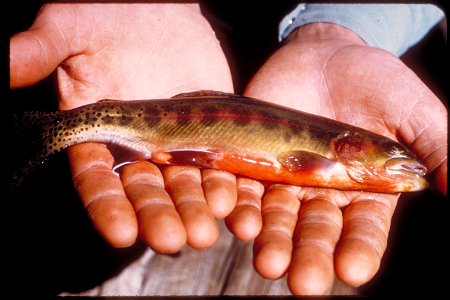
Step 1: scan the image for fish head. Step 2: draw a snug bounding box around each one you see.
[332,132,428,192]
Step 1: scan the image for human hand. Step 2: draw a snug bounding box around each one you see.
[225,23,447,294]
[10,3,236,252]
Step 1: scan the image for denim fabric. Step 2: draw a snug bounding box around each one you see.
[279,3,445,56]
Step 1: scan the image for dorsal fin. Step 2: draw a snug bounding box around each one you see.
[171,90,239,99]
[96,99,125,103]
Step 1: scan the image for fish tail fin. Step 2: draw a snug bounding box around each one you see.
[10,110,65,189]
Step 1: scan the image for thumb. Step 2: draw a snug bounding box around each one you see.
[398,86,447,197]
[10,7,72,88]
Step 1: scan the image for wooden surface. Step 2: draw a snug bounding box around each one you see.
[61,220,356,296]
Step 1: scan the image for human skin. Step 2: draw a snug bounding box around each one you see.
[225,22,447,294]
[10,3,447,296]
[10,2,236,252]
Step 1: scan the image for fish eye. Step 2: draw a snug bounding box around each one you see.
[387,145,408,158]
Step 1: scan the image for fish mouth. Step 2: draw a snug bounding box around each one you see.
[382,158,429,192]
[384,157,428,177]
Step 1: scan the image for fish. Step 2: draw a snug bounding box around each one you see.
[12,90,428,192]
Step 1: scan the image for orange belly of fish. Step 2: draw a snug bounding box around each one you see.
[212,153,346,188]
[152,149,399,192]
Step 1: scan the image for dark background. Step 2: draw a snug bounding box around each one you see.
[3,1,448,297]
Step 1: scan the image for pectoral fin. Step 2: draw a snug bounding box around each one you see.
[152,149,220,169]
[345,161,372,183]
[277,151,335,173]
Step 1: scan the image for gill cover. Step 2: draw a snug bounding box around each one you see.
[332,133,382,183]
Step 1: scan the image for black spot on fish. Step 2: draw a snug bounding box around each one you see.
[62,118,76,129]
[119,115,133,125]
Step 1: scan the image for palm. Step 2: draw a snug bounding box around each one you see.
[43,4,231,108]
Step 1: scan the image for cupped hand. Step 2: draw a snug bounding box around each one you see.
[10,3,235,252]
[225,23,447,295]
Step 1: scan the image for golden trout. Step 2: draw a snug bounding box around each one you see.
[13,90,428,192]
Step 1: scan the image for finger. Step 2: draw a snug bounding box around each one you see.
[253,185,300,279]
[334,193,398,287]
[394,75,447,196]
[287,198,343,295]
[225,178,264,241]
[163,166,218,249]
[10,5,72,88]
[201,169,237,219]
[120,161,186,254]
[68,143,138,247]
[405,103,447,197]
